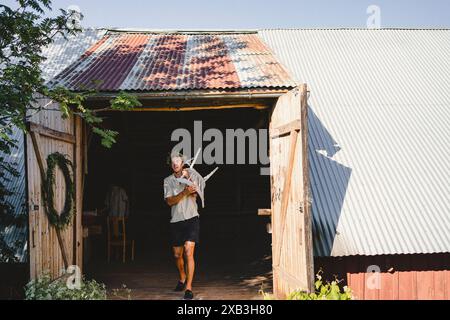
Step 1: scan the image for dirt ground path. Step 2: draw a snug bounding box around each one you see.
[87,256,273,300]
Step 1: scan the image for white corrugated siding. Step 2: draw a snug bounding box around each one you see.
[259,29,450,257]
[0,127,27,262]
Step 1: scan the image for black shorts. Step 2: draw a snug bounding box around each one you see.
[170,216,200,247]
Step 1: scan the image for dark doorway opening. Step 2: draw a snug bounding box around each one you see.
[82,107,273,299]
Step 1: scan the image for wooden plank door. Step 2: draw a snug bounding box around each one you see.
[26,98,83,280]
[269,84,314,298]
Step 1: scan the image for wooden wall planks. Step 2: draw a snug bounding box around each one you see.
[315,253,450,300]
[27,96,82,280]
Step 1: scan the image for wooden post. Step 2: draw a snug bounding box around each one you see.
[300,84,314,292]
[74,116,83,270]
[55,229,69,269]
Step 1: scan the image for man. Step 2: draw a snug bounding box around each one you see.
[164,153,199,300]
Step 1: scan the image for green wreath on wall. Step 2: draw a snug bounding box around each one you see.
[42,152,75,230]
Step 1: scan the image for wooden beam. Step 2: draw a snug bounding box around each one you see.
[28,122,76,144]
[258,208,272,216]
[131,103,269,112]
[55,228,69,270]
[300,83,314,293]
[274,129,299,267]
[83,122,88,175]
[29,132,46,180]
[74,116,83,269]
[273,265,309,293]
[270,119,301,139]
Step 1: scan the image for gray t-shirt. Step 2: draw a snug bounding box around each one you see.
[164,174,199,223]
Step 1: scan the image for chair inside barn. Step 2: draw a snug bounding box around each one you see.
[106,216,135,263]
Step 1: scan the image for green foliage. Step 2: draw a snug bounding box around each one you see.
[0,1,141,259]
[287,270,353,300]
[111,284,133,300]
[42,152,74,229]
[0,0,78,263]
[260,291,275,300]
[0,236,21,263]
[0,0,80,130]
[92,127,118,148]
[45,86,90,119]
[261,270,353,300]
[110,91,142,111]
[25,273,107,300]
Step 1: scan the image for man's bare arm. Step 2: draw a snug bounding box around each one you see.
[166,189,188,207]
[166,185,197,207]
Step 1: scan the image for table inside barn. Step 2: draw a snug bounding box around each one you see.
[82,212,106,265]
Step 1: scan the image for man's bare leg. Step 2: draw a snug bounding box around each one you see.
[183,241,196,291]
[173,246,186,282]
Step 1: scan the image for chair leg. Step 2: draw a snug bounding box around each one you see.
[123,242,126,263]
[131,240,135,261]
[107,241,111,263]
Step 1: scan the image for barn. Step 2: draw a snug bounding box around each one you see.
[1,28,449,300]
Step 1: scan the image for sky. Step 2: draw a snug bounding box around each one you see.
[3,0,450,29]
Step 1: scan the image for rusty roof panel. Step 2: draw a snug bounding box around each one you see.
[49,31,296,91]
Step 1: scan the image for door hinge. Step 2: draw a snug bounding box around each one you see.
[30,202,39,211]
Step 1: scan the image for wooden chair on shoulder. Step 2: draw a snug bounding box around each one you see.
[107,216,135,263]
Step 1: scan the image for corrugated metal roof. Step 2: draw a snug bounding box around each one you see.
[48,31,296,91]
[259,29,450,257]
[0,127,27,263]
[40,29,107,82]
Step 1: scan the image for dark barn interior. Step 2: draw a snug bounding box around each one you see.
[82,107,274,299]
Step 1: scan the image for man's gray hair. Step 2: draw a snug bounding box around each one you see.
[167,152,186,166]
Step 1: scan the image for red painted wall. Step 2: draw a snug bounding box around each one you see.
[314,253,450,300]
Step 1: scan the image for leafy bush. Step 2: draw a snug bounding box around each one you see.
[262,270,353,300]
[287,270,352,300]
[111,284,133,300]
[25,274,107,300]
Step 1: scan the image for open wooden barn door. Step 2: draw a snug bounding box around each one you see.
[26,98,83,280]
[269,84,314,298]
